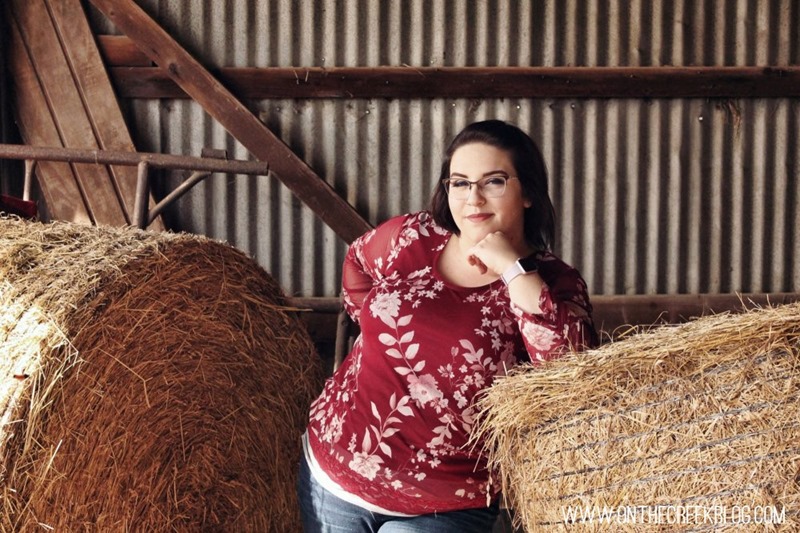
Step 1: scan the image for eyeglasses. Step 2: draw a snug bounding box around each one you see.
[441,175,517,200]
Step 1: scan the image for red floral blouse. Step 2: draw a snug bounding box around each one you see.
[306,211,597,515]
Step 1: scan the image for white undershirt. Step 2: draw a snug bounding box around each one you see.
[302,431,417,517]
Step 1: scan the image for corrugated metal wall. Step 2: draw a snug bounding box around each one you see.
[87,0,800,297]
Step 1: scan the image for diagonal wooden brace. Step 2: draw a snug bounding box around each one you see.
[87,0,372,244]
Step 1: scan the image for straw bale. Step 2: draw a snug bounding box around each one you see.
[0,215,324,532]
[476,302,800,532]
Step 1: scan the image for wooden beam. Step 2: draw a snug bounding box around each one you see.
[7,6,91,223]
[48,0,164,230]
[93,34,800,100]
[97,34,151,66]
[156,66,800,99]
[11,0,126,225]
[88,0,371,244]
[106,65,800,99]
[6,1,165,228]
[291,293,800,352]
[589,292,800,337]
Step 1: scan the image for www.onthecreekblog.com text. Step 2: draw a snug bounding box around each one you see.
[560,504,786,526]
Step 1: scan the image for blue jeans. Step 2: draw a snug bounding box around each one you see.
[296,455,499,532]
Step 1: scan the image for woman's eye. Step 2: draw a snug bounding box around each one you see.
[450,180,470,188]
[484,176,506,186]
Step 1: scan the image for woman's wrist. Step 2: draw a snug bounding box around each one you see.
[501,254,539,286]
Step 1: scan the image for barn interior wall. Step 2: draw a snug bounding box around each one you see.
[83,0,800,298]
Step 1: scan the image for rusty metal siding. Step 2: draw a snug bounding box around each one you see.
[87,0,800,297]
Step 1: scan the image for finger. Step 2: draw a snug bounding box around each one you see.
[468,254,488,274]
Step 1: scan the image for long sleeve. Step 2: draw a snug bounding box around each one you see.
[341,214,409,323]
[511,253,598,362]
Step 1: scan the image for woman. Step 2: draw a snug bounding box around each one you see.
[298,120,598,532]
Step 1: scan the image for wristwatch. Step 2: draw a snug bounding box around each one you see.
[501,254,539,286]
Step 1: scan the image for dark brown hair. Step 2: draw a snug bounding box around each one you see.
[429,120,556,250]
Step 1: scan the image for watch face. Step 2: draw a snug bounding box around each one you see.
[519,255,539,273]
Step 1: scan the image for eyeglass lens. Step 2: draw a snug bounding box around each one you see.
[444,176,508,198]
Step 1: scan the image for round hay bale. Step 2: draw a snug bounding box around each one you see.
[0,215,324,531]
[477,302,800,532]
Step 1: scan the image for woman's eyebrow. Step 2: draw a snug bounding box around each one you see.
[449,169,510,178]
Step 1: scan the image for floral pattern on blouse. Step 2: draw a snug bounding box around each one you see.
[307,211,597,515]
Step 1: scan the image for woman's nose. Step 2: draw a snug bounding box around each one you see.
[465,183,486,205]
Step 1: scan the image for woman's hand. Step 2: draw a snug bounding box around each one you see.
[467,231,545,314]
[466,231,525,276]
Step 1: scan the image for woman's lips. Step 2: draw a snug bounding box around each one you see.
[466,213,492,223]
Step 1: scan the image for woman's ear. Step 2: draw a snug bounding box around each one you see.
[523,198,533,208]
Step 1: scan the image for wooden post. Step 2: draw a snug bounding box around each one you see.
[133,160,149,229]
[23,159,35,201]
